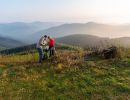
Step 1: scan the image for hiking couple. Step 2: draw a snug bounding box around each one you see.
[36,35,55,63]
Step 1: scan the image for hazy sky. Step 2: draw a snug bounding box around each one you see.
[0,0,130,24]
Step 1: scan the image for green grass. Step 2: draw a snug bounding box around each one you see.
[0,48,130,100]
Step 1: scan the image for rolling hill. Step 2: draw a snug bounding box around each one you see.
[31,22,130,43]
[0,22,63,43]
[56,34,110,48]
[1,34,130,52]
[56,34,130,48]
[1,22,130,48]
[1,22,130,44]
[0,36,25,50]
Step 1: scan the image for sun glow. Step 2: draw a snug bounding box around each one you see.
[0,0,130,24]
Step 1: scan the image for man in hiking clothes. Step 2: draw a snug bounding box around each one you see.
[48,36,55,57]
[36,35,49,63]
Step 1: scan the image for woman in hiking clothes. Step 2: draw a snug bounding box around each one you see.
[48,36,55,57]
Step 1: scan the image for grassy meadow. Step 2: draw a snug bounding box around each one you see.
[0,46,130,100]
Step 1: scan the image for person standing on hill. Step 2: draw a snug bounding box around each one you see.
[36,35,48,63]
[48,36,55,57]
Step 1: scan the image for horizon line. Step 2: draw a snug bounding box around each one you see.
[0,21,129,25]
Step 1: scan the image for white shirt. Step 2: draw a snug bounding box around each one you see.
[36,36,49,50]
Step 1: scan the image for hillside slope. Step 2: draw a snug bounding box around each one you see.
[56,34,110,48]
[56,34,130,48]
[0,46,130,99]
[0,22,63,42]
[31,22,130,42]
[0,36,25,50]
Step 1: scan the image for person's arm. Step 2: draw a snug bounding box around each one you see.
[40,37,45,46]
